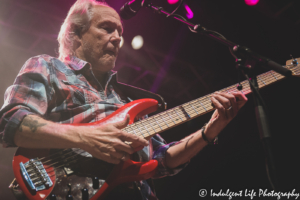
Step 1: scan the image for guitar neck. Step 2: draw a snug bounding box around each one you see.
[123,63,299,139]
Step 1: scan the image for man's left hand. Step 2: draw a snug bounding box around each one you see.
[204,91,248,141]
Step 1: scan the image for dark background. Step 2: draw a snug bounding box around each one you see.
[0,0,300,199]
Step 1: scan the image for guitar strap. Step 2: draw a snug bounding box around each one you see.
[111,74,167,113]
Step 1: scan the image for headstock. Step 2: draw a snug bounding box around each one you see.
[286,57,300,77]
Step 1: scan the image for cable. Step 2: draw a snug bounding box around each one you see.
[167,0,184,17]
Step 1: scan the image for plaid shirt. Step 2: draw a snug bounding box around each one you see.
[0,55,187,200]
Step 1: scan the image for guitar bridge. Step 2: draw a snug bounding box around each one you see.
[20,158,53,191]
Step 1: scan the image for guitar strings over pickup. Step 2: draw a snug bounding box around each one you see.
[20,158,53,191]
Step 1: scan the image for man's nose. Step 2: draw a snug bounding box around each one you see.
[111,30,121,47]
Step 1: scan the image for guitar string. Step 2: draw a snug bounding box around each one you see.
[141,67,295,135]
[31,156,93,185]
[27,148,81,171]
[36,149,73,163]
[126,80,252,134]
[140,67,292,136]
[42,156,93,179]
[123,71,278,136]
[123,70,286,137]
[28,66,298,177]
[27,149,92,177]
[27,150,84,175]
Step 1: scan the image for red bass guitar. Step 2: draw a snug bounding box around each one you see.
[12,58,300,200]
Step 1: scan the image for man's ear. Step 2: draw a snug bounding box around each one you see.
[74,29,81,38]
[73,29,82,48]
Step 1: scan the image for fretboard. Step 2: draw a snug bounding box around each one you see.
[122,63,300,139]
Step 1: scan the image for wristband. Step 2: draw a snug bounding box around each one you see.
[201,123,218,145]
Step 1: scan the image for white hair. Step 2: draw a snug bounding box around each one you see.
[57,0,109,61]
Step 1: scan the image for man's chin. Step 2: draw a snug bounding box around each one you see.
[95,61,115,73]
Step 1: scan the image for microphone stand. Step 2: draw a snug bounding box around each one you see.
[142,1,293,190]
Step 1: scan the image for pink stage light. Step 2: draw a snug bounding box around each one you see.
[244,0,259,6]
[184,4,194,19]
[168,0,179,4]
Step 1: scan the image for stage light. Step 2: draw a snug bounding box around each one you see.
[131,35,143,50]
[184,4,194,19]
[245,0,259,6]
[120,36,124,48]
[168,0,179,4]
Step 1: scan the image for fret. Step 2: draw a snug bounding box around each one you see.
[190,100,203,112]
[270,71,278,80]
[129,125,138,136]
[262,72,274,84]
[198,99,207,111]
[148,118,160,132]
[228,86,237,93]
[189,102,199,114]
[258,76,266,86]
[205,95,214,109]
[274,71,284,79]
[206,95,212,104]
[174,109,183,122]
[174,108,188,120]
[147,118,157,133]
[166,111,176,125]
[123,127,129,133]
[153,116,163,130]
[122,125,134,134]
[264,72,276,84]
[241,81,250,94]
[259,71,273,85]
[179,105,191,119]
[135,123,145,138]
[159,114,169,127]
[140,121,151,136]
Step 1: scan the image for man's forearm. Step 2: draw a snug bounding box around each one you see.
[165,124,223,169]
[14,115,80,149]
[165,130,206,169]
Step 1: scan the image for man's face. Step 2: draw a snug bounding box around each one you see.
[78,5,123,75]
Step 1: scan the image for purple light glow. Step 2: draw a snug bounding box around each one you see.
[244,0,259,6]
[184,4,194,19]
[168,0,179,4]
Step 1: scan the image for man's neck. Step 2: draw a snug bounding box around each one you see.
[93,70,108,88]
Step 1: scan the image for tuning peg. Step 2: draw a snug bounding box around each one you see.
[49,194,57,200]
[93,177,99,189]
[82,188,89,200]
[290,54,298,66]
[292,59,298,66]
[66,183,73,200]
[66,194,73,200]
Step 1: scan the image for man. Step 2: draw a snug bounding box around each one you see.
[0,0,247,199]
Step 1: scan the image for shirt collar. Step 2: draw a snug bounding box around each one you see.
[66,56,118,84]
[67,56,90,71]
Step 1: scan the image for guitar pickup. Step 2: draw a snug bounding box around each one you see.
[20,158,53,191]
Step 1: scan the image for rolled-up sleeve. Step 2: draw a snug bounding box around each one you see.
[151,134,189,178]
[0,56,53,147]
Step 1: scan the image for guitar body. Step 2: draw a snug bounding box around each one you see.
[12,99,159,200]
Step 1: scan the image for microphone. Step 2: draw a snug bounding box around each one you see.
[120,0,145,20]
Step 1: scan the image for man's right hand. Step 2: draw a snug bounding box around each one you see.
[14,114,148,165]
[76,115,149,164]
